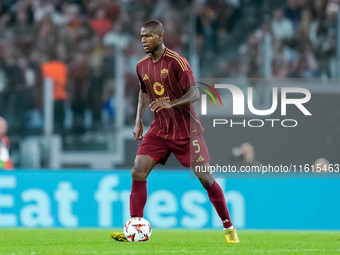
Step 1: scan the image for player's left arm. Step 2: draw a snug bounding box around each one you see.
[150,86,199,112]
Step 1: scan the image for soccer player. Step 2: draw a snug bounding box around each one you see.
[110,20,239,243]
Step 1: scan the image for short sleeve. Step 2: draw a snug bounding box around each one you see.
[137,70,147,93]
[174,57,197,91]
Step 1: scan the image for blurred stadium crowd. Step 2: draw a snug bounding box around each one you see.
[0,0,339,137]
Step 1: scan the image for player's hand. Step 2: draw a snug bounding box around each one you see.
[150,100,172,112]
[133,122,144,145]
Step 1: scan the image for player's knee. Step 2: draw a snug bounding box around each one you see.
[131,166,148,181]
[199,178,214,189]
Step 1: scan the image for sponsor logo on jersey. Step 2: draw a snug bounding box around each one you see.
[143,74,149,81]
[161,68,168,79]
[153,82,165,96]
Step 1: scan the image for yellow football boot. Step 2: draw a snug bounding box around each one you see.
[224,227,239,243]
[110,232,128,242]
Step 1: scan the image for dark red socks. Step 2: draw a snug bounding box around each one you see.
[206,180,232,228]
[130,179,232,228]
[130,180,147,217]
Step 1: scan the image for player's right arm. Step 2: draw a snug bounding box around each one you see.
[134,89,149,145]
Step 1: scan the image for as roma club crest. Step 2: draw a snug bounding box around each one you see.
[161,68,168,79]
[153,82,165,96]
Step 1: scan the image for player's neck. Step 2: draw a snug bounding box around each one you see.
[150,45,166,62]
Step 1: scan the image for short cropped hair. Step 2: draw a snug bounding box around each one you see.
[142,20,164,35]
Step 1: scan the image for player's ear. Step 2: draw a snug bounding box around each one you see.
[158,33,164,41]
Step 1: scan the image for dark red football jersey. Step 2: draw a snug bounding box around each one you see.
[136,48,204,140]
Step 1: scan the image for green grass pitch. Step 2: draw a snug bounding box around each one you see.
[0,229,339,254]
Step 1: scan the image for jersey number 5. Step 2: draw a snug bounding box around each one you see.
[192,140,200,153]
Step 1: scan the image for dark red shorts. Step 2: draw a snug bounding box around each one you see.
[137,132,210,167]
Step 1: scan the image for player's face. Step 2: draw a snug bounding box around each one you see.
[140,27,162,54]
